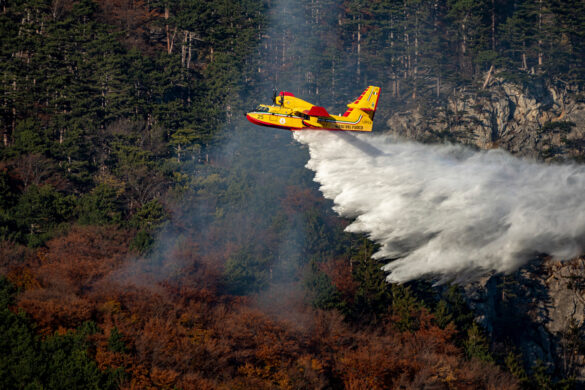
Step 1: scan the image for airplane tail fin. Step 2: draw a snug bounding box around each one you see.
[343,86,381,121]
[338,86,380,132]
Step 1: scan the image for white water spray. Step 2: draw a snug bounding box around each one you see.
[294,131,585,283]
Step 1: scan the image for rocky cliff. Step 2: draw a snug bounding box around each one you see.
[464,258,585,380]
[386,75,585,381]
[387,76,585,161]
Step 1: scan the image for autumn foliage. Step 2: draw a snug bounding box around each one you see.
[1,223,518,389]
[0,1,526,388]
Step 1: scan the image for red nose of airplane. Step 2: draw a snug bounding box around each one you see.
[245,113,258,125]
[246,114,270,127]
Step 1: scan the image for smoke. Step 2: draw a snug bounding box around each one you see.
[111,0,323,294]
[294,131,585,283]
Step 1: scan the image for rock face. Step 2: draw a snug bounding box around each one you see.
[464,258,585,380]
[386,76,585,380]
[387,76,585,161]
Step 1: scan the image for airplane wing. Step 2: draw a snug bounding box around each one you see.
[303,106,330,117]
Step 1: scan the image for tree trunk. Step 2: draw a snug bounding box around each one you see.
[331,58,335,102]
[11,80,15,145]
[357,21,361,78]
[2,77,7,146]
[462,18,467,56]
[483,64,494,89]
[413,10,419,100]
[404,0,409,76]
[186,32,193,69]
[165,7,176,54]
[181,31,187,67]
[491,0,496,51]
[538,0,543,66]
[281,34,285,68]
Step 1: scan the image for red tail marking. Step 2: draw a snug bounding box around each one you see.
[342,108,353,117]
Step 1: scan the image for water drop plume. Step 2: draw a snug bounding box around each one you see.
[294,131,585,283]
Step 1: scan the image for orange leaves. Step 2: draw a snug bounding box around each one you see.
[100,299,122,316]
[297,354,324,374]
[320,258,358,299]
[150,366,179,388]
[8,225,132,334]
[18,288,93,332]
[176,373,216,390]
[94,334,126,373]
[1,219,516,388]
[0,240,32,269]
[135,317,182,363]
[5,266,41,290]
[335,333,407,390]
[38,225,132,293]
[44,225,132,265]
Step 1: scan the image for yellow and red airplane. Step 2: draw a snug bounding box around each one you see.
[246,86,380,132]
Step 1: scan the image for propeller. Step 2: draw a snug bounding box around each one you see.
[272,89,277,105]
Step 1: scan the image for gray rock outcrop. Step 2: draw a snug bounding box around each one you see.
[387,76,585,161]
[464,258,585,379]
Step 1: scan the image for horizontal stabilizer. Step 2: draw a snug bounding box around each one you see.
[304,106,330,117]
[343,86,380,119]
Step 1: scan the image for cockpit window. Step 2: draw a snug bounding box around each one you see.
[255,105,269,112]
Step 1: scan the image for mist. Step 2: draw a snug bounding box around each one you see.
[294,131,585,283]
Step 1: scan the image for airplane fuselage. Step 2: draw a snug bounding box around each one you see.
[246,87,380,132]
[246,106,371,131]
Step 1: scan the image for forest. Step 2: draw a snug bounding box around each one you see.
[1,0,585,388]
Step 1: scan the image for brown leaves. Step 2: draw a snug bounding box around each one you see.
[39,225,133,292]
[320,258,358,300]
[4,224,516,389]
[150,366,179,388]
[10,225,132,333]
[18,288,93,332]
[5,265,40,290]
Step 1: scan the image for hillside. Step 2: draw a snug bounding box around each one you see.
[1,1,585,389]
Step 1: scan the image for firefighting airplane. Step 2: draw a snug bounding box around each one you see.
[246,86,380,132]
